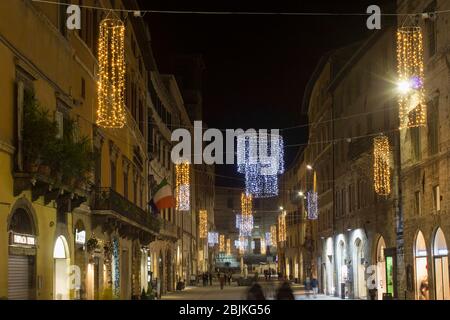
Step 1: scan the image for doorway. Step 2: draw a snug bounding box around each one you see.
[433,228,449,300]
[54,235,70,300]
[414,231,429,300]
[376,236,387,300]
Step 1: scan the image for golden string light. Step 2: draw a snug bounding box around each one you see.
[176,162,190,211]
[239,236,246,255]
[97,18,126,129]
[241,193,253,216]
[278,212,286,243]
[397,26,426,129]
[219,234,225,252]
[226,238,231,255]
[270,225,277,248]
[199,210,208,239]
[373,135,391,196]
[261,237,266,255]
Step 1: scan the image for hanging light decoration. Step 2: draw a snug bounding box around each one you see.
[397,25,426,129]
[270,225,277,248]
[374,135,391,196]
[199,210,208,239]
[97,17,126,129]
[278,212,286,243]
[175,162,190,211]
[236,214,254,237]
[241,193,253,216]
[261,237,266,255]
[208,232,219,247]
[237,131,284,198]
[265,232,272,247]
[219,234,225,252]
[307,191,319,220]
[238,236,247,255]
[226,238,231,255]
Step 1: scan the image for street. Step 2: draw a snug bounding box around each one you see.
[162,281,341,300]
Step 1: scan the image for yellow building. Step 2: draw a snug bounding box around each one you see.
[0,0,160,299]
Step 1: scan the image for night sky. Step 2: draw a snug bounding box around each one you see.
[141,0,396,187]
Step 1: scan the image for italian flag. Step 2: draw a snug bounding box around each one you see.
[150,178,176,213]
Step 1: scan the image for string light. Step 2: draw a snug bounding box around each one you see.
[270,225,277,248]
[176,162,190,211]
[374,134,391,195]
[238,236,247,255]
[307,191,319,220]
[261,237,266,255]
[236,215,254,237]
[97,17,126,129]
[219,234,225,252]
[199,210,208,239]
[226,238,231,255]
[397,26,426,129]
[237,132,285,198]
[278,212,286,243]
[241,193,253,216]
[265,232,272,247]
[208,232,219,247]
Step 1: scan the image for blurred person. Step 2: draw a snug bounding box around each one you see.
[247,282,266,300]
[276,281,295,300]
[311,277,318,298]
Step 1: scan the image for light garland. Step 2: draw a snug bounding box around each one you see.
[208,232,219,247]
[199,210,208,239]
[219,234,225,252]
[373,135,391,195]
[97,18,126,129]
[241,193,253,216]
[265,232,272,247]
[237,131,285,198]
[261,237,266,255]
[270,225,277,248]
[226,238,231,255]
[397,26,426,129]
[112,238,120,298]
[236,214,254,237]
[278,212,286,243]
[307,191,319,220]
[238,236,247,255]
[175,162,190,211]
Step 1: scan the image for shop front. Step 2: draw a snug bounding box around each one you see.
[7,207,37,300]
[53,235,70,300]
[414,231,429,300]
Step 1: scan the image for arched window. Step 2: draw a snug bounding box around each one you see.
[8,208,35,235]
[414,231,429,300]
[433,228,449,300]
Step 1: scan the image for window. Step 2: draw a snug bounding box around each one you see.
[123,171,128,199]
[110,161,117,191]
[433,185,440,212]
[427,97,439,156]
[411,127,421,161]
[414,191,422,216]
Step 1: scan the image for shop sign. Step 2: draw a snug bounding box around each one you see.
[75,229,86,245]
[11,232,36,246]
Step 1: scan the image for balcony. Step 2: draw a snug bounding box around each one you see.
[92,188,160,236]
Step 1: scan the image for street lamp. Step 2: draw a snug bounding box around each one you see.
[279,206,284,211]
[306,164,313,171]
[298,191,304,197]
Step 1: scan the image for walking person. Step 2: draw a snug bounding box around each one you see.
[228,272,232,285]
[209,272,213,286]
[304,277,311,298]
[219,272,225,290]
[311,277,319,298]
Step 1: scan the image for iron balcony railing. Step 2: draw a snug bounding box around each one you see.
[92,187,160,234]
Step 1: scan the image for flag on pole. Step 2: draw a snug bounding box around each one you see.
[149,178,175,213]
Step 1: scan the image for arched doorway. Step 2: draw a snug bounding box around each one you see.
[54,235,70,300]
[376,236,387,300]
[336,239,347,298]
[353,238,366,299]
[414,231,429,300]
[8,207,37,300]
[433,228,449,300]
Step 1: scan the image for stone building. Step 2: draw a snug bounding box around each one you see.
[396,0,450,300]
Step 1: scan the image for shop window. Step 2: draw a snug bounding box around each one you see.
[414,231,429,300]
[433,228,449,300]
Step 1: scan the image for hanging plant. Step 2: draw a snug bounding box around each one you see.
[86,236,99,253]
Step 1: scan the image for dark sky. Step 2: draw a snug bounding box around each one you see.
[141,0,395,187]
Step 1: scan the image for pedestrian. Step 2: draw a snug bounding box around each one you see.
[276,281,295,300]
[228,272,232,285]
[304,277,311,298]
[368,280,378,300]
[311,277,318,298]
[247,283,266,300]
[219,272,225,290]
[209,272,213,286]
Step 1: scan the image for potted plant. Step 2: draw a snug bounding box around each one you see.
[86,236,99,254]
